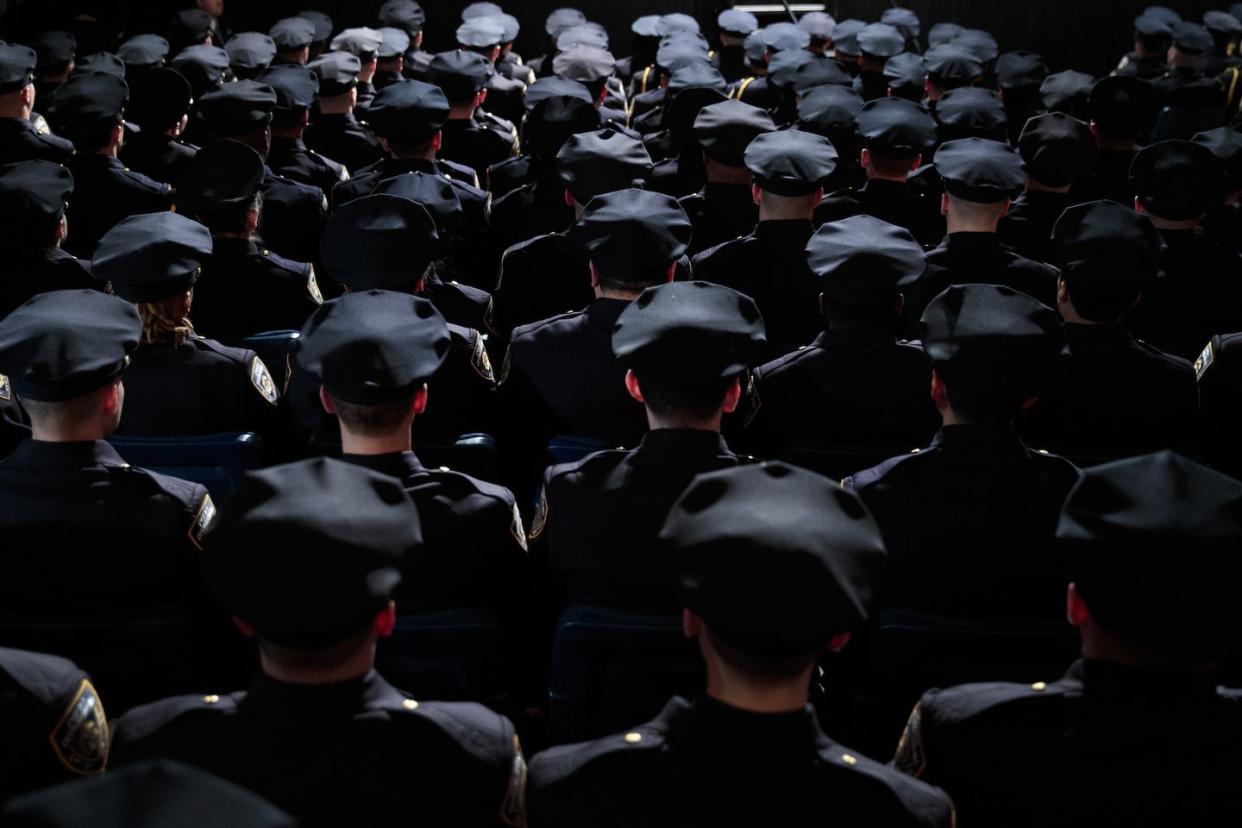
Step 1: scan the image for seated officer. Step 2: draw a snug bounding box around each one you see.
[846,284,1079,620]
[195,78,328,265]
[303,50,383,175]
[330,27,383,112]
[815,96,944,248]
[488,128,654,343]
[895,452,1242,827]
[744,216,938,454]
[530,462,956,827]
[1072,75,1159,206]
[427,49,517,182]
[121,68,198,187]
[680,99,775,255]
[457,15,527,126]
[294,290,527,632]
[0,290,214,649]
[1153,21,1226,108]
[269,17,315,66]
[288,194,497,447]
[4,759,295,827]
[1196,126,1242,255]
[175,140,321,341]
[0,648,107,802]
[110,458,526,828]
[534,281,765,610]
[373,26,410,90]
[261,64,347,196]
[1021,201,1199,453]
[90,212,280,439]
[998,112,1098,263]
[1115,11,1172,80]
[694,129,838,357]
[0,44,74,164]
[46,72,173,258]
[903,138,1060,330]
[500,189,692,501]
[1126,140,1242,358]
[0,160,94,319]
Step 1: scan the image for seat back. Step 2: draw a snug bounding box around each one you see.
[1150,105,1225,141]
[376,607,510,711]
[545,435,611,467]
[549,607,703,743]
[107,432,264,501]
[232,330,300,391]
[412,433,502,484]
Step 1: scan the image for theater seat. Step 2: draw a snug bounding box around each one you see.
[107,432,264,501]
[1150,105,1225,141]
[232,330,301,392]
[376,608,511,712]
[412,433,503,484]
[549,607,703,743]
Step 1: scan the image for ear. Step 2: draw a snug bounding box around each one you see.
[894,292,905,317]
[721,376,742,414]
[55,215,67,245]
[432,131,443,152]
[412,384,429,415]
[1066,583,1091,628]
[374,601,397,638]
[318,385,336,414]
[1018,395,1039,412]
[1056,277,1070,307]
[245,207,260,235]
[476,87,488,107]
[1088,121,1101,144]
[751,182,763,207]
[665,261,677,283]
[811,186,824,208]
[998,199,1011,219]
[564,187,576,208]
[490,45,501,63]
[100,380,122,417]
[924,77,933,97]
[930,370,949,410]
[379,136,392,155]
[300,109,311,128]
[624,369,645,404]
[597,85,608,107]
[21,84,34,108]
[910,153,922,172]
[682,608,702,640]
[588,260,601,289]
[818,291,830,320]
[111,122,124,147]
[232,616,257,638]
[860,146,871,168]
[940,192,950,217]
[826,631,852,653]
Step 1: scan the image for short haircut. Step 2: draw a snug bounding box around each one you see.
[865,148,918,178]
[194,192,263,236]
[946,193,1008,221]
[330,392,415,437]
[634,369,734,421]
[1062,271,1141,323]
[271,105,308,130]
[20,383,112,426]
[706,625,819,680]
[61,119,121,153]
[386,134,439,158]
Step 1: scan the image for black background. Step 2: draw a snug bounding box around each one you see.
[2,1,1235,78]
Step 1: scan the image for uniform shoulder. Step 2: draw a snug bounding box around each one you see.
[423,465,517,507]
[529,719,668,789]
[189,336,254,365]
[385,698,517,766]
[116,164,170,194]
[755,343,823,380]
[510,309,587,343]
[816,739,955,824]
[491,181,535,213]
[846,447,932,491]
[692,235,750,270]
[918,676,1079,732]
[250,246,311,277]
[502,230,560,259]
[112,691,239,746]
[543,448,630,486]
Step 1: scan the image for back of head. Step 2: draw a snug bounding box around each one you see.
[935,137,1026,208]
[744,129,838,213]
[320,194,439,292]
[556,128,653,205]
[1131,139,1224,221]
[1088,75,1158,142]
[807,216,924,325]
[1017,112,1098,188]
[175,140,266,233]
[0,160,72,252]
[569,188,691,290]
[1052,200,1164,321]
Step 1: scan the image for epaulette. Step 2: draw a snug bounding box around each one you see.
[530,720,667,785]
[382,697,517,764]
[115,691,238,744]
[440,157,482,189]
[844,447,929,490]
[191,336,251,365]
[118,165,171,195]
[509,308,586,342]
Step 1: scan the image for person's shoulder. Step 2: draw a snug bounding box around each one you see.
[114,163,171,196]
[188,336,253,366]
[266,169,325,201]
[112,690,240,747]
[756,342,823,380]
[422,465,517,510]
[1131,336,1196,374]
[815,190,864,220]
[846,446,933,491]
[491,180,535,214]
[530,716,669,789]
[385,698,518,765]
[815,738,955,825]
[543,447,631,491]
[249,244,312,278]
[478,110,517,135]
[510,309,588,345]
[692,234,753,270]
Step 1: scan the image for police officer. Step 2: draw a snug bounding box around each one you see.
[1019,200,1198,453]
[1072,75,1159,206]
[500,189,692,501]
[0,44,74,164]
[1114,12,1173,80]
[680,99,775,255]
[855,22,905,102]
[902,138,1060,330]
[195,78,328,265]
[923,45,983,107]
[121,67,198,186]
[996,50,1049,143]
[109,457,527,828]
[46,72,173,258]
[715,8,759,83]
[694,129,838,357]
[303,49,383,175]
[1153,21,1225,107]
[330,27,383,112]
[487,128,653,344]
[169,44,231,103]
[895,451,1242,827]
[998,112,1099,262]
[0,160,94,319]
[90,212,280,440]
[174,140,321,341]
[290,193,497,446]
[933,86,1008,142]
[117,33,172,75]
[815,96,944,248]
[1126,139,1242,358]
[268,17,315,67]
[530,462,956,827]
[427,49,518,182]
[457,15,527,126]
[534,280,765,609]
[0,290,217,702]
[1195,126,1242,254]
[261,64,347,195]
[744,216,938,455]
[371,26,410,92]
[225,32,277,80]
[29,30,75,109]
[377,0,430,80]
[294,290,526,632]
[846,284,1080,620]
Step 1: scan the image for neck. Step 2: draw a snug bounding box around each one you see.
[704,160,752,185]
[645,411,722,432]
[271,125,304,140]
[865,166,909,183]
[1149,214,1202,231]
[358,64,377,83]
[1080,626,1218,678]
[448,102,477,120]
[96,144,120,159]
[318,97,353,115]
[1058,297,1106,325]
[706,664,814,714]
[946,213,999,234]
[30,423,107,443]
[338,426,413,457]
[758,206,811,222]
[259,646,376,685]
[595,286,643,301]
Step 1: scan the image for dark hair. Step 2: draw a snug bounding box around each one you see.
[864,147,918,178]
[194,192,263,236]
[1136,33,1170,53]
[706,626,819,679]
[944,382,1026,425]
[1062,270,1142,323]
[61,119,121,153]
[330,393,416,437]
[271,106,308,131]
[386,134,440,158]
[634,369,735,421]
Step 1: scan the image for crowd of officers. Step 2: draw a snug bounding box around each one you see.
[1,0,1242,825]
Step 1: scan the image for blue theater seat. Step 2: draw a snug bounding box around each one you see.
[232,330,301,392]
[107,432,264,501]
[545,435,611,467]
[376,607,510,711]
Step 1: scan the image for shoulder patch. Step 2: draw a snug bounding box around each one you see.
[249,357,280,405]
[307,265,324,304]
[742,370,761,427]
[510,502,528,553]
[893,702,927,778]
[0,372,9,401]
[499,346,512,385]
[529,486,548,542]
[49,679,108,775]
[1195,341,1215,381]
[188,495,216,552]
[471,333,495,383]
[500,734,526,827]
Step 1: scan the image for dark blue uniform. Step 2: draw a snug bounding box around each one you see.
[61,155,172,258]
[191,237,321,342]
[0,117,73,164]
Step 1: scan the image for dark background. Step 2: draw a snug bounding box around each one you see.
[1,1,1235,77]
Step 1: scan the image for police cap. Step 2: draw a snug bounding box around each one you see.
[74,51,126,78]
[169,9,213,46]
[366,80,449,144]
[377,27,411,60]
[1131,139,1224,220]
[46,72,128,136]
[1088,75,1158,139]
[882,7,921,41]
[525,76,593,110]
[457,16,506,49]
[1040,69,1095,119]
[856,96,937,157]
[373,170,465,231]
[762,21,812,53]
[319,194,439,291]
[117,34,171,69]
[935,86,1007,140]
[798,12,836,41]
[557,128,653,204]
[1142,5,1182,26]
[718,9,760,37]
[297,11,333,44]
[927,22,965,48]
[225,32,277,72]
[656,39,709,73]
[631,15,663,39]
[808,215,924,305]
[796,85,864,135]
[925,44,982,87]
[693,99,776,166]
[196,80,276,136]
[1194,126,1242,190]
[1018,112,1098,187]
[31,31,75,69]
[570,188,691,284]
[552,45,615,84]
[935,137,1024,202]
[744,129,838,196]
[995,50,1048,91]
[857,22,905,58]
[1172,21,1215,53]
[203,457,420,648]
[175,139,266,215]
[523,94,600,159]
[1134,12,1174,38]
[427,49,493,100]
[0,45,37,94]
[546,8,587,39]
[830,20,865,57]
[378,0,426,34]
[1059,452,1242,661]
[308,50,360,97]
[949,29,999,63]
[269,17,317,51]
[766,48,814,91]
[260,64,319,111]
[1205,10,1242,36]
[0,290,140,402]
[883,53,927,100]
[1051,200,1165,296]
[463,2,504,20]
[792,57,852,94]
[170,45,231,97]
[662,462,885,656]
[93,213,213,303]
[0,160,71,233]
[330,28,384,62]
[658,13,701,38]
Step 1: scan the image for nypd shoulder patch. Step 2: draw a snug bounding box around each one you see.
[307,266,324,305]
[0,373,9,401]
[49,679,108,775]
[188,495,216,551]
[250,357,280,405]
[1195,342,1215,381]
[471,334,495,383]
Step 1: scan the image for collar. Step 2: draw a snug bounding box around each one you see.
[210,235,261,255]
[1077,659,1220,702]
[668,694,827,756]
[702,182,754,203]
[932,424,1029,453]
[635,428,731,459]
[380,157,440,177]
[243,669,405,718]
[859,178,910,196]
[754,219,815,243]
[317,111,359,126]
[3,439,128,470]
[945,231,1005,253]
[815,327,897,349]
[340,450,426,480]
[585,297,631,331]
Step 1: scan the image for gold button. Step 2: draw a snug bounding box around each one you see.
[623,732,642,744]
[1037,449,1049,455]
[910,448,921,454]
[841,753,858,766]
[439,466,450,472]
[262,249,270,255]
[202,694,220,704]
[402,699,419,711]
[1031,682,1047,692]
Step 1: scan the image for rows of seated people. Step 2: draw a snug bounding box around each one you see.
[1,2,1242,826]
